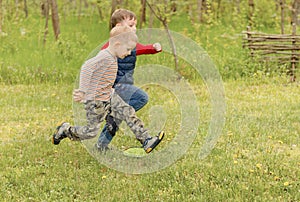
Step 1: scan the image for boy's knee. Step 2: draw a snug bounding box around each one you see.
[140,96,148,107]
[137,91,149,106]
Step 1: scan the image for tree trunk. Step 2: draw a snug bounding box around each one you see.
[43,0,50,45]
[292,0,300,27]
[170,0,176,12]
[197,0,203,23]
[15,0,19,19]
[41,1,47,17]
[0,0,2,33]
[146,1,179,72]
[248,0,254,26]
[83,0,88,8]
[148,4,154,28]
[49,0,60,40]
[217,0,222,18]
[96,3,103,20]
[110,0,118,28]
[78,0,82,21]
[187,2,193,23]
[139,0,146,28]
[279,0,284,34]
[111,0,117,17]
[24,0,28,18]
[236,0,240,13]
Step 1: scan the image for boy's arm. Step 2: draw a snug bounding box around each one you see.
[136,42,162,55]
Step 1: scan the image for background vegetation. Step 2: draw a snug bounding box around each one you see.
[0,0,299,201]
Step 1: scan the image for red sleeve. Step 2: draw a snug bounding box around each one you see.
[101,42,109,50]
[136,43,162,56]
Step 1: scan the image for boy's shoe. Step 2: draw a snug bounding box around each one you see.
[94,143,110,153]
[143,131,165,153]
[52,122,70,145]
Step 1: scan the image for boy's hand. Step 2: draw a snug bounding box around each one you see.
[73,89,86,103]
[153,43,162,52]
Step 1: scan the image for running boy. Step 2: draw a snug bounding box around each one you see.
[52,25,164,153]
[97,9,162,150]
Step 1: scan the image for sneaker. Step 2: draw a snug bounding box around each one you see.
[52,122,70,145]
[94,143,110,153]
[143,131,165,153]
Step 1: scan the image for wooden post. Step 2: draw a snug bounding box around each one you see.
[246,26,254,57]
[290,0,299,81]
[290,24,296,81]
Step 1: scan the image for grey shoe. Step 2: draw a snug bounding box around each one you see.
[94,143,110,153]
[143,131,165,153]
[52,122,70,145]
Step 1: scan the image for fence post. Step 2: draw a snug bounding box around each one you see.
[291,23,297,81]
[246,26,254,57]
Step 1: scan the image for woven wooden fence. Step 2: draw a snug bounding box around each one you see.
[243,26,298,81]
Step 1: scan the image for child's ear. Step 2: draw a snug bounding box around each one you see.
[113,41,121,48]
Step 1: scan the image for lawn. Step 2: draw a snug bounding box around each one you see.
[0,77,299,201]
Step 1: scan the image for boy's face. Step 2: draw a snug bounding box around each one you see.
[115,41,136,59]
[119,17,137,33]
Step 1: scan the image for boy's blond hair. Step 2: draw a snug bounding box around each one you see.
[109,25,138,44]
[110,9,136,29]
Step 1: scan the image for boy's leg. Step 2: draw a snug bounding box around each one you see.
[53,100,109,144]
[110,92,164,153]
[96,116,121,149]
[97,84,148,147]
[115,84,149,111]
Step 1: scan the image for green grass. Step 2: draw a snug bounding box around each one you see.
[0,8,299,201]
[0,78,299,201]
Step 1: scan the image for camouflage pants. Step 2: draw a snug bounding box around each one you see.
[69,92,150,143]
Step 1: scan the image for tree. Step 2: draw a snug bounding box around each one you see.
[139,0,146,28]
[43,0,50,45]
[197,0,203,23]
[24,0,28,18]
[279,0,284,34]
[42,0,60,44]
[291,0,300,31]
[248,0,255,27]
[0,0,2,33]
[146,0,179,72]
[49,0,60,40]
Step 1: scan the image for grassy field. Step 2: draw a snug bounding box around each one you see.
[0,10,299,201]
[1,78,299,201]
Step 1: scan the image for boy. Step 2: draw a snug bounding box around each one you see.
[97,9,162,150]
[52,25,164,153]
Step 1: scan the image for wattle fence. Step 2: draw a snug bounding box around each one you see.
[243,26,299,81]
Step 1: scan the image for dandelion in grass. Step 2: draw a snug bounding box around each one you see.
[256,163,262,169]
[284,182,289,186]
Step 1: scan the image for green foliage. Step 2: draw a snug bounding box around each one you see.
[1,0,299,84]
